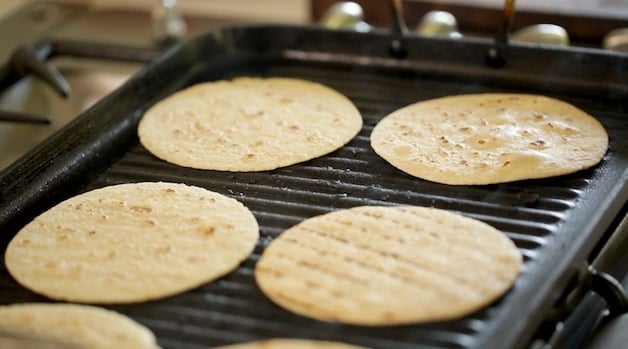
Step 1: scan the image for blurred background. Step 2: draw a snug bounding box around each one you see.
[1,0,627,47]
[0,0,310,23]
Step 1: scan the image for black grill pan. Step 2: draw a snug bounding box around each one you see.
[0,25,627,349]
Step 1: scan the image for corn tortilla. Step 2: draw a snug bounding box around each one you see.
[214,338,370,349]
[370,94,608,185]
[255,206,522,325]
[5,182,259,303]
[138,77,362,171]
[0,303,160,349]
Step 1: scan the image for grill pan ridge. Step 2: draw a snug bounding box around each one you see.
[0,25,627,349]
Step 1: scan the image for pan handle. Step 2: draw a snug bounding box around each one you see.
[589,267,627,318]
[547,211,628,323]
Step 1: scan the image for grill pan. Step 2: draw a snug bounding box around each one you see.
[0,25,627,349]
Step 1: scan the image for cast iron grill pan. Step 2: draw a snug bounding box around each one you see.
[0,26,626,349]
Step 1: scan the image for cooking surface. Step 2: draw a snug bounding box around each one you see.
[0,26,627,349]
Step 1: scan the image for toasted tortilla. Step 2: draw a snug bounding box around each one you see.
[5,182,259,303]
[138,77,362,171]
[255,206,522,325]
[0,303,160,349]
[214,338,370,349]
[370,94,608,185]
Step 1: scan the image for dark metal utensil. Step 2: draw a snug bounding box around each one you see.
[389,0,409,58]
[486,0,516,67]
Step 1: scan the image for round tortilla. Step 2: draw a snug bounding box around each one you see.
[370,93,608,185]
[5,182,259,303]
[138,77,362,171]
[0,303,159,349]
[214,338,370,349]
[255,206,522,325]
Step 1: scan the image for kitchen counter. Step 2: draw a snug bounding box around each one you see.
[0,0,310,24]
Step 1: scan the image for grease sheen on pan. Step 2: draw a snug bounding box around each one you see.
[138,77,362,171]
[370,94,608,185]
[255,206,522,326]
